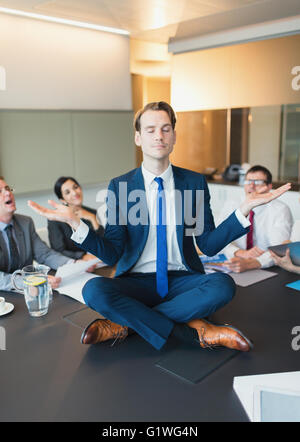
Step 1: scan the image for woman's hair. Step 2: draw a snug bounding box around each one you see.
[54,176,80,200]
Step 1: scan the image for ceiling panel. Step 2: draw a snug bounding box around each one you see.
[34,0,223,31]
[35,0,121,27]
[0,0,297,43]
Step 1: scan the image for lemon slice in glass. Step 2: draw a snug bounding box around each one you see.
[24,275,47,286]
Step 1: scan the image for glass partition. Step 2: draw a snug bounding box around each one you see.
[174,104,300,185]
[279,104,300,183]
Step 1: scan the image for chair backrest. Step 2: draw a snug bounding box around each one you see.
[36,227,50,247]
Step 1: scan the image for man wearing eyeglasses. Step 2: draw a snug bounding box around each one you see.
[0,177,71,291]
[218,165,293,273]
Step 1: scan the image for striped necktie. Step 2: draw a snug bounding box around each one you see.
[154,177,168,298]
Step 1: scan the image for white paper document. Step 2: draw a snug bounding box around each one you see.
[55,259,102,304]
[56,272,100,304]
[56,258,100,280]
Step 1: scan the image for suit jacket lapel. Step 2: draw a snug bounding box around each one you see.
[0,232,9,272]
[172,165,187,252]
[127,167,150,251]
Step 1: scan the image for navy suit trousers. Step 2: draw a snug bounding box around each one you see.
[82,271,236,350]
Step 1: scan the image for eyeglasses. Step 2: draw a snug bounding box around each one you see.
[0,185,14,194]
[244,180,268,186]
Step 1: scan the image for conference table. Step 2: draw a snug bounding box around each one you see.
[0,265,300,422]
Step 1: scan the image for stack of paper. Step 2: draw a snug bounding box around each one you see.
[55,259,101,304]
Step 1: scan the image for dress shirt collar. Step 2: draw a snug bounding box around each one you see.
[141,162,173,189]
[0,219,14,232]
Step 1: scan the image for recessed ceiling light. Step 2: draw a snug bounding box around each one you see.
[0,7,129,36]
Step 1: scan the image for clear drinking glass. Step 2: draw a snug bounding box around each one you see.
[11,265,50,317]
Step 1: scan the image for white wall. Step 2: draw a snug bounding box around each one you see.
[0,12,135,226]
[0,13,131,110]
[171,34,300,111]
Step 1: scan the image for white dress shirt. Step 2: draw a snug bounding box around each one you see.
[131,163,187,273]
[291,220,300,242]
[72,163,187,272]
[217,197,294,268]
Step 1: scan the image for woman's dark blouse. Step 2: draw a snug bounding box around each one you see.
[48,206,104,259]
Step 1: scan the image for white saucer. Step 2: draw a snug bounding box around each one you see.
[0,302,14,317]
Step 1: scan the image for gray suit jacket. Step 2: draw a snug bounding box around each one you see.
[0,214,70,291]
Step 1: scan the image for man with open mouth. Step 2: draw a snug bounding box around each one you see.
[0,176,71,291]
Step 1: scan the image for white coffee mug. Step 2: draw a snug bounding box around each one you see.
[0,296,6,314]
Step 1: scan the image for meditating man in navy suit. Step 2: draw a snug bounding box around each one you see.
[29,102,290,352]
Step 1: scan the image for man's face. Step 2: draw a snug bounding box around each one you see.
[244,171,272,195]
[0,179,16,219]
[135,110,176,162]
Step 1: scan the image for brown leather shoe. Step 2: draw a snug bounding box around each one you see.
[187,318,253,352]
[81,319,128,345]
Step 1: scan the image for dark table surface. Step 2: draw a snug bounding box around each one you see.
[0,266,300,422]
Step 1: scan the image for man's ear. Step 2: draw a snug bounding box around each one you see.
[135,131,141,146]
[173,129,177,145]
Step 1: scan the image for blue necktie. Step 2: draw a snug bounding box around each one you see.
[154,177,168,298]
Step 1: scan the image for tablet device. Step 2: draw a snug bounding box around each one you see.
[268,241,300,266]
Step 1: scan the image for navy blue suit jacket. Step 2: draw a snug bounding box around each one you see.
[79,165,249,277]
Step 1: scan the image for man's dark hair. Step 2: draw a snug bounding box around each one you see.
[134,101,177,133]
[54,176,80,200]
[246,165,272,184]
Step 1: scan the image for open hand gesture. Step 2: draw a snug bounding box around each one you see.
[240,183,291,217]
[28,199,80,230]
